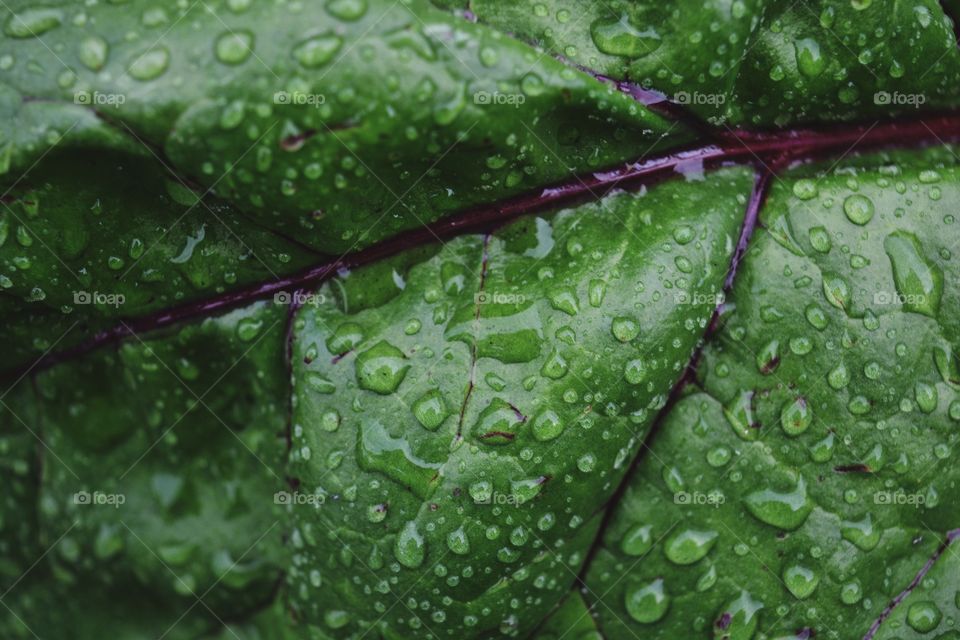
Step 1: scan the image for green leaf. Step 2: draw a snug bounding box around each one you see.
[0,0,687,254]
[4,1,960,638]
[584,146,960,637]
[445,0,960,125]
[286,168,747,636]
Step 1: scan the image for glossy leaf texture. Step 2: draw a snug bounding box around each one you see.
[585,146,960,638]
[2,302,290,639]
[286,168,746,638]
[3,0,960,639]
[439,0,960,126]
[0,0,686,254]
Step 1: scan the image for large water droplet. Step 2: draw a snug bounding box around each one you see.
[473,398,524,445]
[664,529,718,565]
[620,523,653,556]
[713,591,763,640]
[129,47,170,81]
[591,14,661,57]
[841,514,880,551]
[843,194,875,225]
[215,31,254,65]
[780,397,812,436]
[394,520,425,569]
[355,340,409,394]
[795,38,825,77]
[906,600,942,633]
[625,578,669,623]
[4,8,62,38]
[294,34,342,68]
[79,36,109,70]
[412,389,449,431]
[744,476,811,530]
[884,231,943,318]
[783,565,819,599]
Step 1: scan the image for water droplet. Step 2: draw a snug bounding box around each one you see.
[843,194,875,225]
[129,47,170,80]
[294,34,342,68]
[907,601,942,632]
[822,273,851,310]
[664,529,718,565]
[612,317,640,342]
[884,231,943,318]
[744,476,811,530]
[326,322,364,354]
[713,591,763,640]
[326,0,367,20]
[4,8,62,38]
[808,226,831,252]
[625,578,669,623]
[473,398,524,445]
[412,389,449,431]
[783,565,819,599]
[548,287,579,315]
[622,358,645,385]
[620,523,653,556]
[724,390,759,440]
[236,317,262,341]
[79,36,108,70]
[541,348,568,379]
[446,526,470,555]
[795,38,825,77]
[590,14,661,57]
[780,397,812,436]
[215,31,254,65]
[532,409,564,441]
[394,521,425,569]
[355,341,408,394]
[841,514,880,551]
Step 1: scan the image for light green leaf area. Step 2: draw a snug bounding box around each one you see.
[286,168,748,638]
[586,146,960,638]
